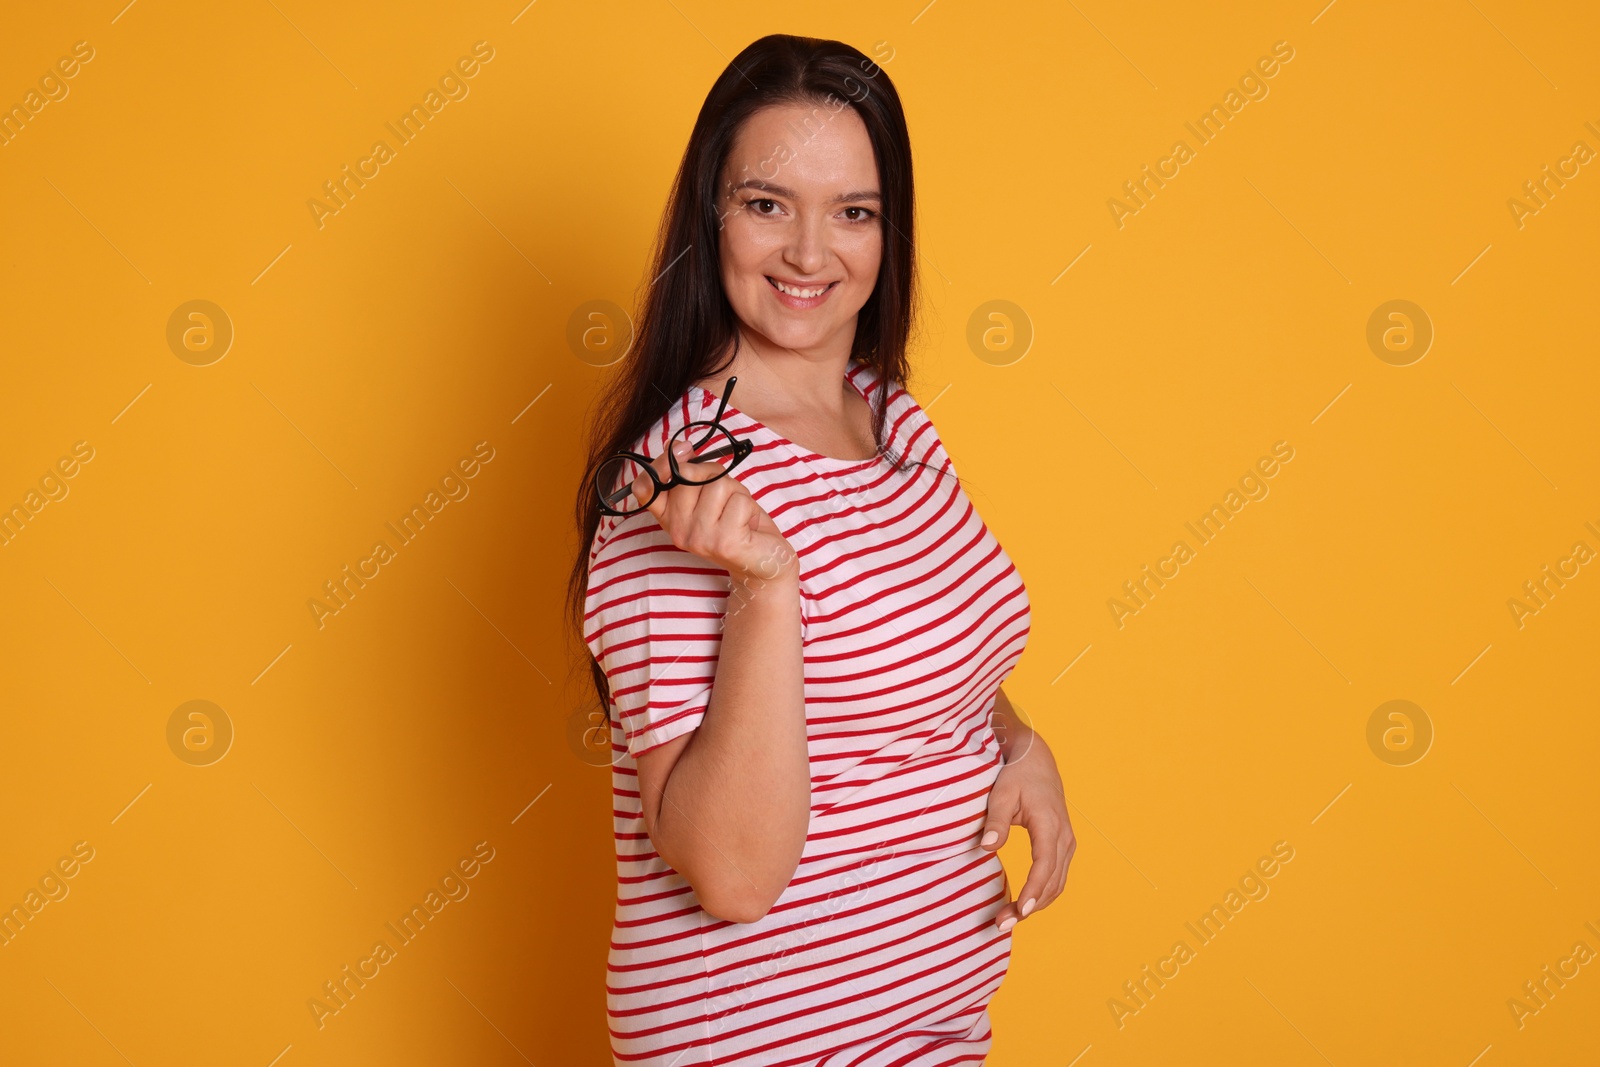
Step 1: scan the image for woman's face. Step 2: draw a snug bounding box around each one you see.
[716,100,884,360]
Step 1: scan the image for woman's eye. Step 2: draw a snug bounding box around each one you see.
[740,199,877,222]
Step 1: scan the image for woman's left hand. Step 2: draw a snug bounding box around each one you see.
[979,730,1076,931]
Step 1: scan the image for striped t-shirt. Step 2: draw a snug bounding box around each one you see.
[583,359,1033,1065]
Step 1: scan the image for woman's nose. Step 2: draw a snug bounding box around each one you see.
[783,214,828,276]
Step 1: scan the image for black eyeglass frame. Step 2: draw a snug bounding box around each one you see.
[591,375,755,517]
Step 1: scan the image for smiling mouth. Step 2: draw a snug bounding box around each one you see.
[767,276,839,299]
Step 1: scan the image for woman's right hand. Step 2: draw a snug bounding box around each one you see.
[633,440,799,586]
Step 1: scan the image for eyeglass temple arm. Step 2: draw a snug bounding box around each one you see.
[711,375,737,423]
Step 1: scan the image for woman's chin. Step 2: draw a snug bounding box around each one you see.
[743,319,847,354]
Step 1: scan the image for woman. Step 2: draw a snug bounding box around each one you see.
[568,34,1075,1065]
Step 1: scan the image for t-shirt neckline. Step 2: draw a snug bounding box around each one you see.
[690,362,891,473]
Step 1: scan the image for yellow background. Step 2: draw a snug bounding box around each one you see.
[2,1,1596,1064]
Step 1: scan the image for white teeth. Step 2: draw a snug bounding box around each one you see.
[771,278,832,298]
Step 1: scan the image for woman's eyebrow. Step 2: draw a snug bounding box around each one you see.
[727,178,882,204]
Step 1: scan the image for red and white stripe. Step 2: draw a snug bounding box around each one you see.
[584,361,1032,1065]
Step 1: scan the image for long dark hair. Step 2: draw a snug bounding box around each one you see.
[566,33,930,723]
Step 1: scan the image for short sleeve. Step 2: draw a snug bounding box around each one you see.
[583,517,731,759]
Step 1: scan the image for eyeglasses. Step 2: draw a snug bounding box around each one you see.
[591,375,754,517]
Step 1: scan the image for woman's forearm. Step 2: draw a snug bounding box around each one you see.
[654,575,810,922]
[991,685,1042,763]
[985,687,1024,764]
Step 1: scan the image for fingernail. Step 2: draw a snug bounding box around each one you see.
[980,830,998,847]
[998,916,1017,932]
[1021,897,1035,917]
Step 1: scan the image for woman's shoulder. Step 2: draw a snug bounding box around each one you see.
[852,360,926,419]
[625,384,716,461]
[854,362,955,465]
[847,358,895,405]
